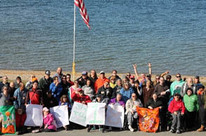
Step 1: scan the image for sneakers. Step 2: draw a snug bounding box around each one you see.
[64,126,68,131]
[108,127,112,131]
[128,125,134,132]
[87,126,91,132]
[176,130,181,134]
[170,129,175,133]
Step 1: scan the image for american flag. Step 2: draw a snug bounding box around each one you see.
[74,0,90,29]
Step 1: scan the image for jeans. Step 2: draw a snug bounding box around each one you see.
[199,107,206,127]
[127,112,138,126]
[171,112,181,130]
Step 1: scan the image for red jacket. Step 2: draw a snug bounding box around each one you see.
[71,92,91,105]
[15,112,26,129]
[26,88,43,104]
[168,99,185,114]
[94,77,109,93]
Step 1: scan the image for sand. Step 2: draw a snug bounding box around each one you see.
[0,69,206,84]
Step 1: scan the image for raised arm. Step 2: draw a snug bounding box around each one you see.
[160,70,169,77]
[133,64,139,79]
[148,63,152,75]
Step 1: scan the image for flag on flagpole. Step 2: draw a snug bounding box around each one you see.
[74,0,90,29]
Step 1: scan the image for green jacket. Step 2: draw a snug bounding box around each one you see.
[170,80,185,96]
[183,94,199,112]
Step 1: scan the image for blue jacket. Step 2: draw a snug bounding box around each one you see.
[120,87,134,103]
[50,83,63,102]
[13,88,28,109]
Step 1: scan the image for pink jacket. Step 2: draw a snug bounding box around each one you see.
[43,113,57,131]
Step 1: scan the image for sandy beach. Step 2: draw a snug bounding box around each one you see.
[0,70,205,85]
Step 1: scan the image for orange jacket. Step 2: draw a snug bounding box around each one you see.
[94,77,109,94]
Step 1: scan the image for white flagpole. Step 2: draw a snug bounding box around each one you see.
[72,1,76,81]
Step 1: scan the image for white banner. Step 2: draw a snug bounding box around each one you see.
[50,105,69,128]
[105,104,125,128]
[69,102,87,127]
[86,103,106,125]
[24,104,43,126]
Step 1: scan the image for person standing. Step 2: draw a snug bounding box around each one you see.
[25,81,43,105]
[49,76,63,102]
[183,88,199,130]
[196,86,206,132]
[94,71,109,94]
[168,93,185,134]
[53,67,63,83]
[13,83,28,110]
[170,73,185,96]
[0,86,12,106]
[39,70,53,100]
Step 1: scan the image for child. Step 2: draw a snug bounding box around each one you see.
[42,107,57,132]
[168,93,185,134]
[15,108,27,134]
[59,95,71,130]
[87,95,107,133]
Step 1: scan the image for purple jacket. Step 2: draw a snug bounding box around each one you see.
[43,113,57,131]
[109,98,125,107]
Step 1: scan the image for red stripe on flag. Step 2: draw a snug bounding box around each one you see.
[74,0,90,29]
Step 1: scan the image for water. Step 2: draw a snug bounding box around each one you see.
[0,0,206,76]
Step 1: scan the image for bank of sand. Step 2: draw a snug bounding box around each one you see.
[0,70,206,84]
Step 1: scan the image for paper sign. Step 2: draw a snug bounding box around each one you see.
[105,104,124,128]
[69,102,87,127]
[50,105,69,128]
[86,103,106,125]
[24,104,43,126]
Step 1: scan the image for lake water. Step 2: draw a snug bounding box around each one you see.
[0,0,206,76]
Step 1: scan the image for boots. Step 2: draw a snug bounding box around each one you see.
[197,125,204,132]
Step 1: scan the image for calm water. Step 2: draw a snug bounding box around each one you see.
[0,0,206,76]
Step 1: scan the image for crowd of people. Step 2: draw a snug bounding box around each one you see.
[0,64,206,134]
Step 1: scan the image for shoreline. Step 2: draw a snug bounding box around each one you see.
[0,69,206,84]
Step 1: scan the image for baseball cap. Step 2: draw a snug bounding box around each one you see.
[43,107,49,112]
[82,71,88,75]
[45,70,51,75]
[100,71,105,74]
[195,76,199,79]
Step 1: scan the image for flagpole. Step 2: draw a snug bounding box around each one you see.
[72,1,76,81]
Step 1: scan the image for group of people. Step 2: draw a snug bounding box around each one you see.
[0,64,206,134]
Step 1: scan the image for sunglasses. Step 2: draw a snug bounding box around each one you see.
[176,76,181,78]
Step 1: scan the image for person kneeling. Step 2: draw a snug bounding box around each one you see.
[168,93,185,134]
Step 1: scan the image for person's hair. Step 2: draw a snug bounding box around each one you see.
[198,85,205,90]
[66,74,71,77]
[123,82,131,90]
[19,82,24,88]
[112,70,117,73]
[32,80,38,84]
[86,79,92,87]
[53,76,58,81]
[62,75,66,78]
[60,95,68,102]
[89,69,98,79]
[2,85,8,93]
[166,75,171,79]
[186,88,193,94]
[152,92,158,98]
[16,76,22,81]
[110,76,116,81]
[134,80,139,84]
[116,93,122,96]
